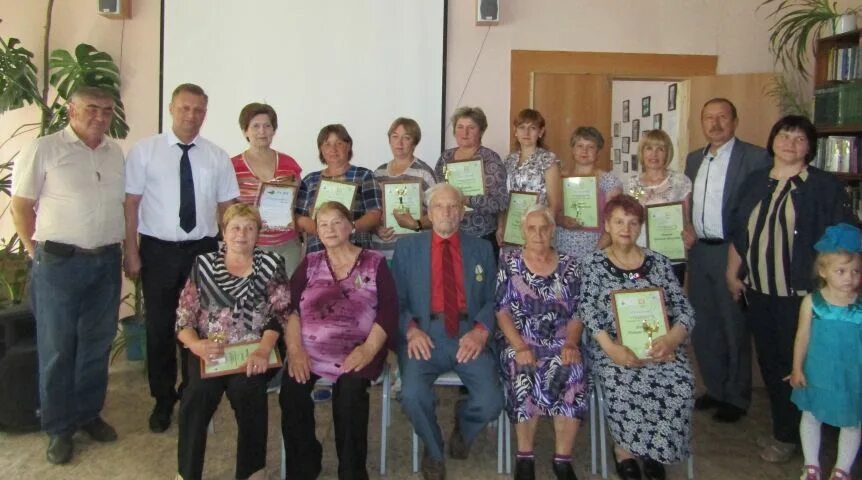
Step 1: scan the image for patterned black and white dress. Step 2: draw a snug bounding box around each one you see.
[495,250,590,422]
[577,249,695,464]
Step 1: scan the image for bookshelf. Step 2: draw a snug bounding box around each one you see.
[812,29,862,219]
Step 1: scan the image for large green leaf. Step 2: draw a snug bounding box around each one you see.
[47,44,129,138]
[0,37,40,114]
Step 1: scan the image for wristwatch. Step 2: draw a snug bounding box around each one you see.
[413,219,423,232]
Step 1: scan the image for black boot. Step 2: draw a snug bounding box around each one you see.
[552,460,578,480]
[514,457,535,480]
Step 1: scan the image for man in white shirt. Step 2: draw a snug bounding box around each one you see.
[12,86,126,464]
[124,83,239,433]
[684,98,770,423]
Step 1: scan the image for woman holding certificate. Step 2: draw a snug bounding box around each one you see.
[232,103,303,275]
[726,115,854,464]
[295,124,383,254]
[578,195,695,480]
[556,127,622,259]
[495,205,587,480]
[434,106,508,257]
[175,204,291,480]
[622,129,693,283]
[497,109,563,248]
[372,117,437,259]
[280,201,397,479]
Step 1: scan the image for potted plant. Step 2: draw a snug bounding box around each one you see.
[759,0,862,78]
[111,279,146,363]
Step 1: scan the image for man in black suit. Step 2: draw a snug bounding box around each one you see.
[684,98,770,423]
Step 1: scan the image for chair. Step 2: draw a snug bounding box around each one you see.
[408,371,511,474]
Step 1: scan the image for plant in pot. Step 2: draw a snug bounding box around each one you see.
[759,0,862,78]
[111,279,146,364]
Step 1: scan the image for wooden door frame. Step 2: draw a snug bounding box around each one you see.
[510,50,718,143]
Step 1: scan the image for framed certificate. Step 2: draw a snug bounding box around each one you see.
[200,341,282,378]
[312,179,358,216]
[645,202,686,262]
[561,175,600,230]
[381,179,423,235]
[256,182,298,231]
[502,191,538,246]
[611,288,670,360]
[444,158,486,196]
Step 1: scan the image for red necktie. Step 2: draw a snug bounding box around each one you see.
[442,239,459,337]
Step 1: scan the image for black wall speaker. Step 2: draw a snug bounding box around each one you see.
[98,0,131,19]
[99,0,119,14]
[477,0,500,25]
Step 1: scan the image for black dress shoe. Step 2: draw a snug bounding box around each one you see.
[713,402,746,423]
[613,451,642,480]
[80,417,117,442]
[642,458,666,480]
[693,393,721,410]
[46,435,73,465]
[551,460,578,480]
[514,457,535,480]
[148,401,173,433]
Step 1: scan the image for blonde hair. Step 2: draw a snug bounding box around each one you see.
[637,129,674,171]
[223,203,262,230]
[813,250,862,289]
[313,201,353,223]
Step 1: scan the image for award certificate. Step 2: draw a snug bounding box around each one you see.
[201,341,281,378]
[445,159,485,196]
[562,175,599,229]
[312,179,358,215]
[502,191,539,246]
[645,202,686,262]
[381,179,423,235]
[256,183,297,231]
[611,288,670,360]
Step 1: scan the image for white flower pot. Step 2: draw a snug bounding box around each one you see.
[833,13,859,35]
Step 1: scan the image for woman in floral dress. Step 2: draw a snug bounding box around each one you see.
[578,195,695,480]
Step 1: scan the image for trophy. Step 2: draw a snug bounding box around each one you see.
[209,331,227,363]
[629,184,646,201]
[642,320,660,354]
[443,164,451,183]
[394,185,410,214]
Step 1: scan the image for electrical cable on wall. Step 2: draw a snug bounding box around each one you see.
[446,25,491,131]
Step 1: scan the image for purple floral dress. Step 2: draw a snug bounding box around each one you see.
[176,247,290,343]
[290,249,397,382]
[495,250,590,422]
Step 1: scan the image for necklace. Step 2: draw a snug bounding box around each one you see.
[607,248,643,280]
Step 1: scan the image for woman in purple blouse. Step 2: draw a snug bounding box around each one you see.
[279,201,397,479]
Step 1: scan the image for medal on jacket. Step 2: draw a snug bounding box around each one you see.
[475,265,484,282]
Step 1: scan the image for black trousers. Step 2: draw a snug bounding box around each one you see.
[140,235,218,404]
[177,357,269,480]
[280,372,371,480]
[746,289,802,444]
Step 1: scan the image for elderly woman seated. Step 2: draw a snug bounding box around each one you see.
[279,201,397,479]
[577,195,695,480]
[175,203,291,480]
[496,204,588,480]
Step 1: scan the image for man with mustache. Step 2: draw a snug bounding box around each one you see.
[684,98,770,424]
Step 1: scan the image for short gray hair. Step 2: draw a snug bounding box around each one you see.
[425,182,464,207]
[70,86,114,103]
[521,204,556,230]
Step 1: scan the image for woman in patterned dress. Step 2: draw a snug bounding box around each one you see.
[578,195,695,480]
[555,127,622,259]
[496,205,588,480]
[496,109,562,248]
[622,129,694,283]
[279,201,397,479]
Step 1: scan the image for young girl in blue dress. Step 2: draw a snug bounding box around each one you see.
[789,223,862,480]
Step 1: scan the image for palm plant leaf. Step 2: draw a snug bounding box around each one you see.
[0,37,41,114]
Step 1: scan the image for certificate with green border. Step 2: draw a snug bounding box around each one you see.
[645,202,686,262]
[381,179,423,235]
[201,341,281,378]
[502,191,538,246]
[611,288,670,360]
[562,175,599,229]
[312,179,358,215]
[445,159,485,196]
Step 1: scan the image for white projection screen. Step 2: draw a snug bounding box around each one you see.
[161,1,446,174]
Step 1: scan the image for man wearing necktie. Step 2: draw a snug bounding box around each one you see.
[392,183,503,480]
[684,98,770,424]
[124,84,239,433]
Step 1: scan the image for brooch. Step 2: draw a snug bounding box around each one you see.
[354,275,364,288]
[475,265,484,282]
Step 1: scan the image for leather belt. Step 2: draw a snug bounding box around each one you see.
[140,234,216,249]
[42,240,120,257]
[697,238,726,245]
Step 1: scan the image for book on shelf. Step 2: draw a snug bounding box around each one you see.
[814,135,861,174]
[826,46,861,82]
[846,183,862,223]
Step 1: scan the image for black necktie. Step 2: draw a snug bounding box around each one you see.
[178,143,196,233]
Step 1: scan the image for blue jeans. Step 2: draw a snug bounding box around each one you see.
[31,243,122,435]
